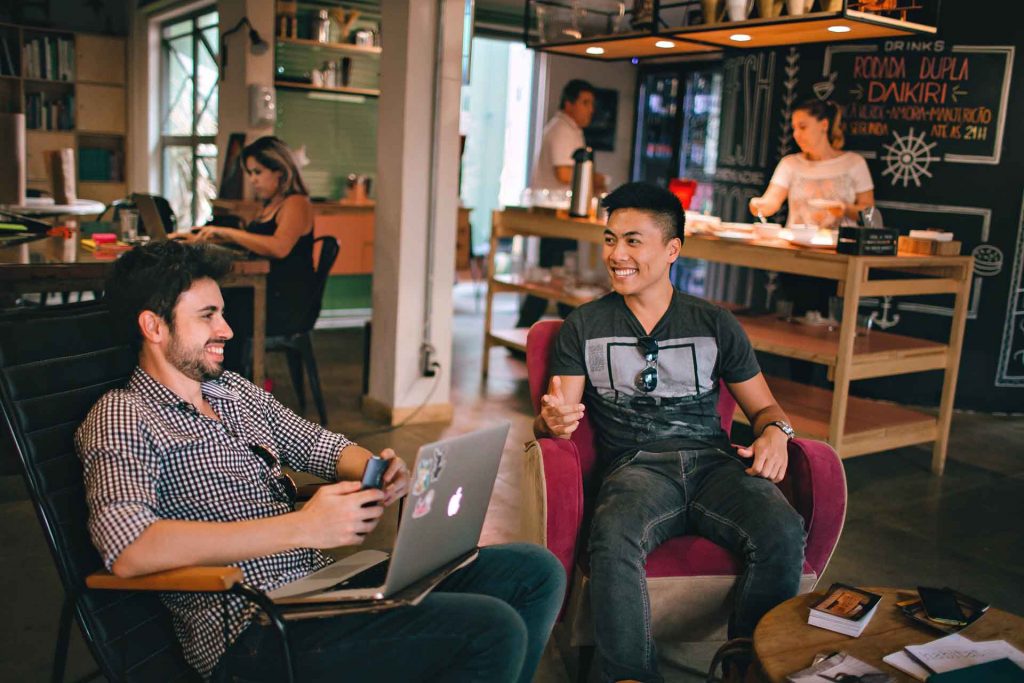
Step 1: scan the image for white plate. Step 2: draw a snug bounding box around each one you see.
[789,232,837,247]
[719,221,754,232]
[715,230,756,241]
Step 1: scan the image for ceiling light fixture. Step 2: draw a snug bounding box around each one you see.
[828,25,852,33]
[655,40,675,48]
[729,33,752,42]
[586,46,605,55]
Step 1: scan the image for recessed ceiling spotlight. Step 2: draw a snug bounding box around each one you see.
[828,25,852,33]
[729,33,752,42]
[655,40,675,48]
[586,46,605,55]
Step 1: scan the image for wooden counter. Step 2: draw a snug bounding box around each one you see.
[486,208,973,474]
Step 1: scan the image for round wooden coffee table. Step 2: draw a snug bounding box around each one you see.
[754,587,1024,682]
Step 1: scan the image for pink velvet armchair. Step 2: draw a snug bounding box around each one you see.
[522,320,847,667]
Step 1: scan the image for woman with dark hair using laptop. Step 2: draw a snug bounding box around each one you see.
[184,136,316,372]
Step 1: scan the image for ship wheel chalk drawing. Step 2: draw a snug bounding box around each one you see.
[881,128,941,188]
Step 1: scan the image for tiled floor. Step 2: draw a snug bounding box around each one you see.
[1,284,1022,681]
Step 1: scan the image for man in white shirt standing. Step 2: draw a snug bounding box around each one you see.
[517,79,598,329]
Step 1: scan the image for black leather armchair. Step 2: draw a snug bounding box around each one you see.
[0,302,293,682]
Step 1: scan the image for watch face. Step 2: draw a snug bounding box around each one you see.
[772,421,794,438]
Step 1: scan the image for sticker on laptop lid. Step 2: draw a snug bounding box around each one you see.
[412,456,433,496]
[412,488,435,519]
[431,448,446,480]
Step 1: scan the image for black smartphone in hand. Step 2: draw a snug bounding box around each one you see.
[361,455,387,490]
[917,586,967,626]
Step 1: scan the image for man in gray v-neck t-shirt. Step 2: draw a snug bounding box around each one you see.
[536,183,806,683]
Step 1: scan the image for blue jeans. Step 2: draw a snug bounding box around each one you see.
[588,449,806,683]
[214,544,565,682]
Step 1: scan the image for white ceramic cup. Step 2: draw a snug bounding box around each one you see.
[727,0,755,20]
[786,0,808,15]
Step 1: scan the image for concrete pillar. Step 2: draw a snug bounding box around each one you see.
[364,0,462,424]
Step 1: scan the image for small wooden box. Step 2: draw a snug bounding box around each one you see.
[897,236,962,256]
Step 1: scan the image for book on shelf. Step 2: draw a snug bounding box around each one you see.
[21,36,73,81]
[883,632,1024,681]
[806,583,882,637]
[1,34,16,76]
[895,587,988,634]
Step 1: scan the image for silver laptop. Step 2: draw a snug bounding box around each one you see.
[268,422,510,604]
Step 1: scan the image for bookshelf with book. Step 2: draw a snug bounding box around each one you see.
[0,22,128,207]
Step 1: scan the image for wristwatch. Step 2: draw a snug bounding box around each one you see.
[762,420,795,439]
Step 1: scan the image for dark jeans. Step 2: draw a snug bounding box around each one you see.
[588,449,806,683]
[214,543,565,682]
[515,237,576,328]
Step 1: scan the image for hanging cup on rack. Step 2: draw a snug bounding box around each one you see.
[756,0,784,17]
[700,0,725,23]
[726,0,755,21]
[786,0,814,14]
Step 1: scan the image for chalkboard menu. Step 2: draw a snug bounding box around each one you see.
[704,22,1021,411]
[828,41,1014,170]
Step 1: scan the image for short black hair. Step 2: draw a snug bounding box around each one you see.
[104,241,233,346]
[601,182,685,243]
[560,79,595,109]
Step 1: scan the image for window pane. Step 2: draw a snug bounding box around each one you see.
[196,143,218,227]
[163,34,195,135]
[163,145,194,227]
[162,20,190,40]
[197,11,218,30]
[196,26,219,136]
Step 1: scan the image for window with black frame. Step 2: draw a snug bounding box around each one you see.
[160,8,219,229]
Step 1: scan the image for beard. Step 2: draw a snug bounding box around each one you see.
[167,334,226,382]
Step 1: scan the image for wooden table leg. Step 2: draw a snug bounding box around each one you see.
[932,261,972,475]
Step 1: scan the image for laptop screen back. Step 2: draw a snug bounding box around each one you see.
[134,195,169,241]
[382,422,510,595]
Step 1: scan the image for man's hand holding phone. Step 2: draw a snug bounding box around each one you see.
[298,481,385,547]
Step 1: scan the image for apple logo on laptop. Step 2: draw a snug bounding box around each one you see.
[447,487,463,517]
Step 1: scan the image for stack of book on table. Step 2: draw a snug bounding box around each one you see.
[807,583,881,637]
[883,633,1024,681]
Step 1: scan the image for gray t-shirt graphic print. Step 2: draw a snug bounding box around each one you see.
[551,290,761,466]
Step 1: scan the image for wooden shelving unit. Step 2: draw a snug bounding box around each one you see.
[276,36,381,56]
[0,24,127,206]
[486,208,973,474]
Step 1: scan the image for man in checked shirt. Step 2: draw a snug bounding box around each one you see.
[75,241,565,681]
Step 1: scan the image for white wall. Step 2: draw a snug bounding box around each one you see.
[534,53,637,189]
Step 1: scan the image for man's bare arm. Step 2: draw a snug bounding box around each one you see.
[112,482,385,577]
[727,373,792,482]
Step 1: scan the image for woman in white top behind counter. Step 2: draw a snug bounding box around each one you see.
[749,99,875,229]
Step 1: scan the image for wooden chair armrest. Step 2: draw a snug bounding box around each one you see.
[86,566,244,592]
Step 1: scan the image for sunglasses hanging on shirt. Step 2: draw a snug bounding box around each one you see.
[249,444,298,506]
[634,335,659,393]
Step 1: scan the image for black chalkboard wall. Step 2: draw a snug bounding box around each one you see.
[708,0,1022,413]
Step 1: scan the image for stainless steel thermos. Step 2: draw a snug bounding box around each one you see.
[569,146,594,218]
